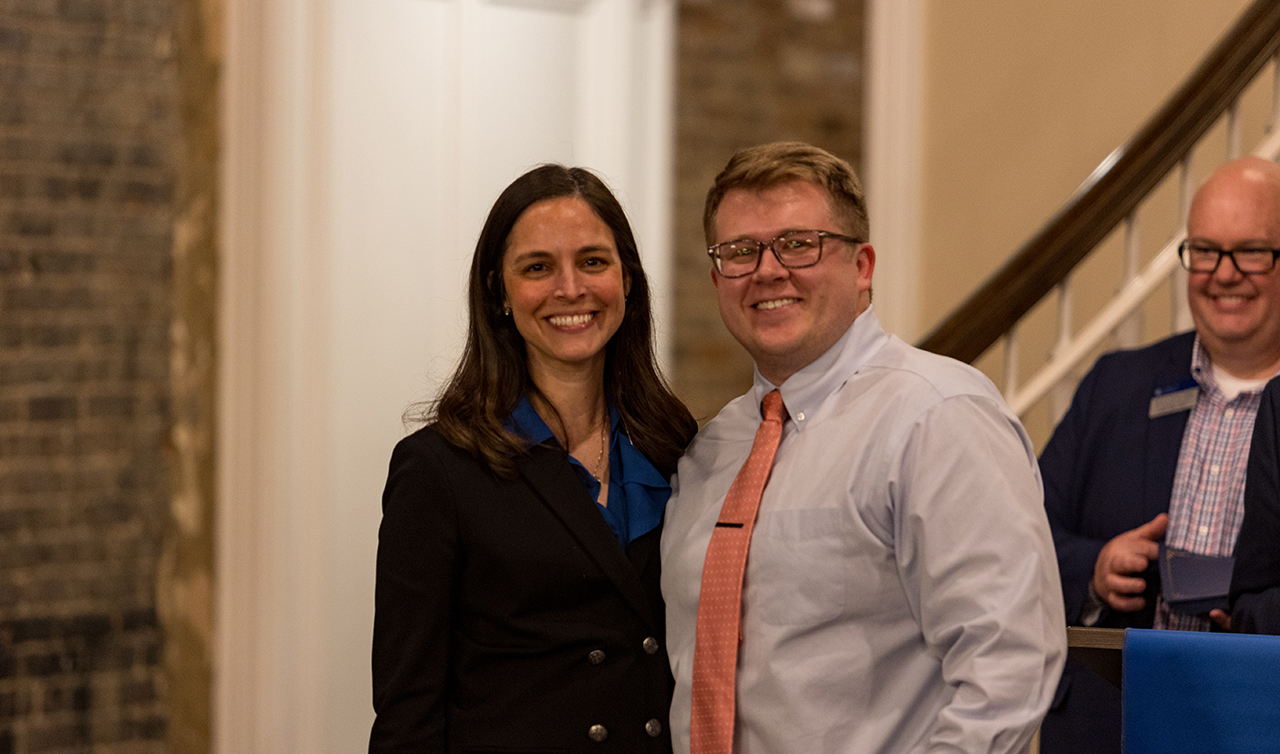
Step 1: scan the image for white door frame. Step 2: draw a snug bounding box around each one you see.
[865,0,925,343]
[216,1,676,751]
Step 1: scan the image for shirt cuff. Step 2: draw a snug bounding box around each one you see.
[1081,582,1107,626]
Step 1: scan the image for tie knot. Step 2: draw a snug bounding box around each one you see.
[761,389,785,424]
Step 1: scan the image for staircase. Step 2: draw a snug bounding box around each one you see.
[918,0,1280,424]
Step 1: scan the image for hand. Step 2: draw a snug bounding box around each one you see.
[1209,609,1232,630]
[1092,513,1169,612]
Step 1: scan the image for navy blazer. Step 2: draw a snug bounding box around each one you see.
[1039,331,1196,628]
[369,426,674,754]
[1230,376,1280,634]
[1037,332,1196,754]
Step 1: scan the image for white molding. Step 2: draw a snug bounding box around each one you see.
[214,0,262,749]
[215,0,266,750]
[575,0,637,205]
[488,0,592,13]
[864,0,925,342]
[217,0,334,751]
[571,1,676,367]
[635,0,677,371]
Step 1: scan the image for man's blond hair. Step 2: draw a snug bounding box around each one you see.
[703,141,869,244]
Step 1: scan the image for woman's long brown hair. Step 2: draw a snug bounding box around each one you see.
[427,164,696,478]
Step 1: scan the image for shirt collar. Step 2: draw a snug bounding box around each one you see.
[508,394,619,446]
[1190,335,1277,401]
[507,395,667,488]
[748,305,891,431]
[508,395,556,446]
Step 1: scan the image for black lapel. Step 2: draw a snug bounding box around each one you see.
[1144,334,1196,521]
[625,523,660,579]
[517,444,658,631]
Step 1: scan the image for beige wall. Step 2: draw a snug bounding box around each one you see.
[920,0,1257,444]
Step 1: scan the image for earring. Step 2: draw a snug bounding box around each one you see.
[503,305,512,316]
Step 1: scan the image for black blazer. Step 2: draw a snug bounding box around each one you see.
[1039,331,1196,628]
[369,426,674,754]
[1230,376,1280,634]
[1037,332,1195,754]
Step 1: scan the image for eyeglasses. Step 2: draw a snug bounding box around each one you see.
[1178,240,1280,274]
[707,230,861,278]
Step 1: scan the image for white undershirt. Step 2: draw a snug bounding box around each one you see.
[1213,363,1269,401]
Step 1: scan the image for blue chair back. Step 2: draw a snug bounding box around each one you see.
[1123,628,1280,753]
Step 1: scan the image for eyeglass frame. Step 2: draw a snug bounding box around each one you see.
[1177,239,1280,274]
[706,229,863,278]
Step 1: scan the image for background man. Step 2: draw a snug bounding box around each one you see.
[660,142,1065,754]
[1039,156,1280,752]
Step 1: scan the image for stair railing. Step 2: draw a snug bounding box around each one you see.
[917,0,1280,420]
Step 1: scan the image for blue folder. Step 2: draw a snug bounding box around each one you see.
[1123,628,1280,753]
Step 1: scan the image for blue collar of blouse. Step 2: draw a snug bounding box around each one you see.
[508,396,670,547]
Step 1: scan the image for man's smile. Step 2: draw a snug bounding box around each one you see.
[753,297,800,311]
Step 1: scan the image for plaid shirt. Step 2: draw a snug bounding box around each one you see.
[1157,338,1269,630]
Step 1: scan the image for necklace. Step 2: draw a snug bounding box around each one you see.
[590,420,608,483]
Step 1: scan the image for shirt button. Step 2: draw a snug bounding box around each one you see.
[642,636,659,654]
[646,718,663,737]
[1199,525,1210,536]
[1210,464,1220,475]
[1225,408,1235,418]
[588,724,608,742]
[587,649,606,665]
[796,411,806,421]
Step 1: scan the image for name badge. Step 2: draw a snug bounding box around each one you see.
[1149,379,1199,419]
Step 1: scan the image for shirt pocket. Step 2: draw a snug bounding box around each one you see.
[747,508,850,626]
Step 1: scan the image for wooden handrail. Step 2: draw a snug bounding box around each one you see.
[917,0,1280,363]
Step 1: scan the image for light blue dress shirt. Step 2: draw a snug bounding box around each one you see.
[661,308,1066,753]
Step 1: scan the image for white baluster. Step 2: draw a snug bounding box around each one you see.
[1115,211,1144,347]
[1003,325,1018,400]
[1179,154,1193,224]
[1271,53,1280,134]
[1173,155,1194,331]
[1228,97,1243,159]
[1050,275,1074,424]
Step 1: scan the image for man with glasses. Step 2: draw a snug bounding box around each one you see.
[1039,156,1280,753]
[660,142,1065,754]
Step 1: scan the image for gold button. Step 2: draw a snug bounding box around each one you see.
[587,649,606,665]
[646,718,663,737]
[588,724,608,742]
[642,636,659,654]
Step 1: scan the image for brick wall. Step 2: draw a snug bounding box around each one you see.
[0,1,179,751]
[672,0,865,421]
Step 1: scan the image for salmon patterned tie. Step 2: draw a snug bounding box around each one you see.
[690,389,786,754]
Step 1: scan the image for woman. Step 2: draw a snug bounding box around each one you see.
[370,164,697,753]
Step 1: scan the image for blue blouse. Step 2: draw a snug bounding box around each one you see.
[508,396,670,547]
